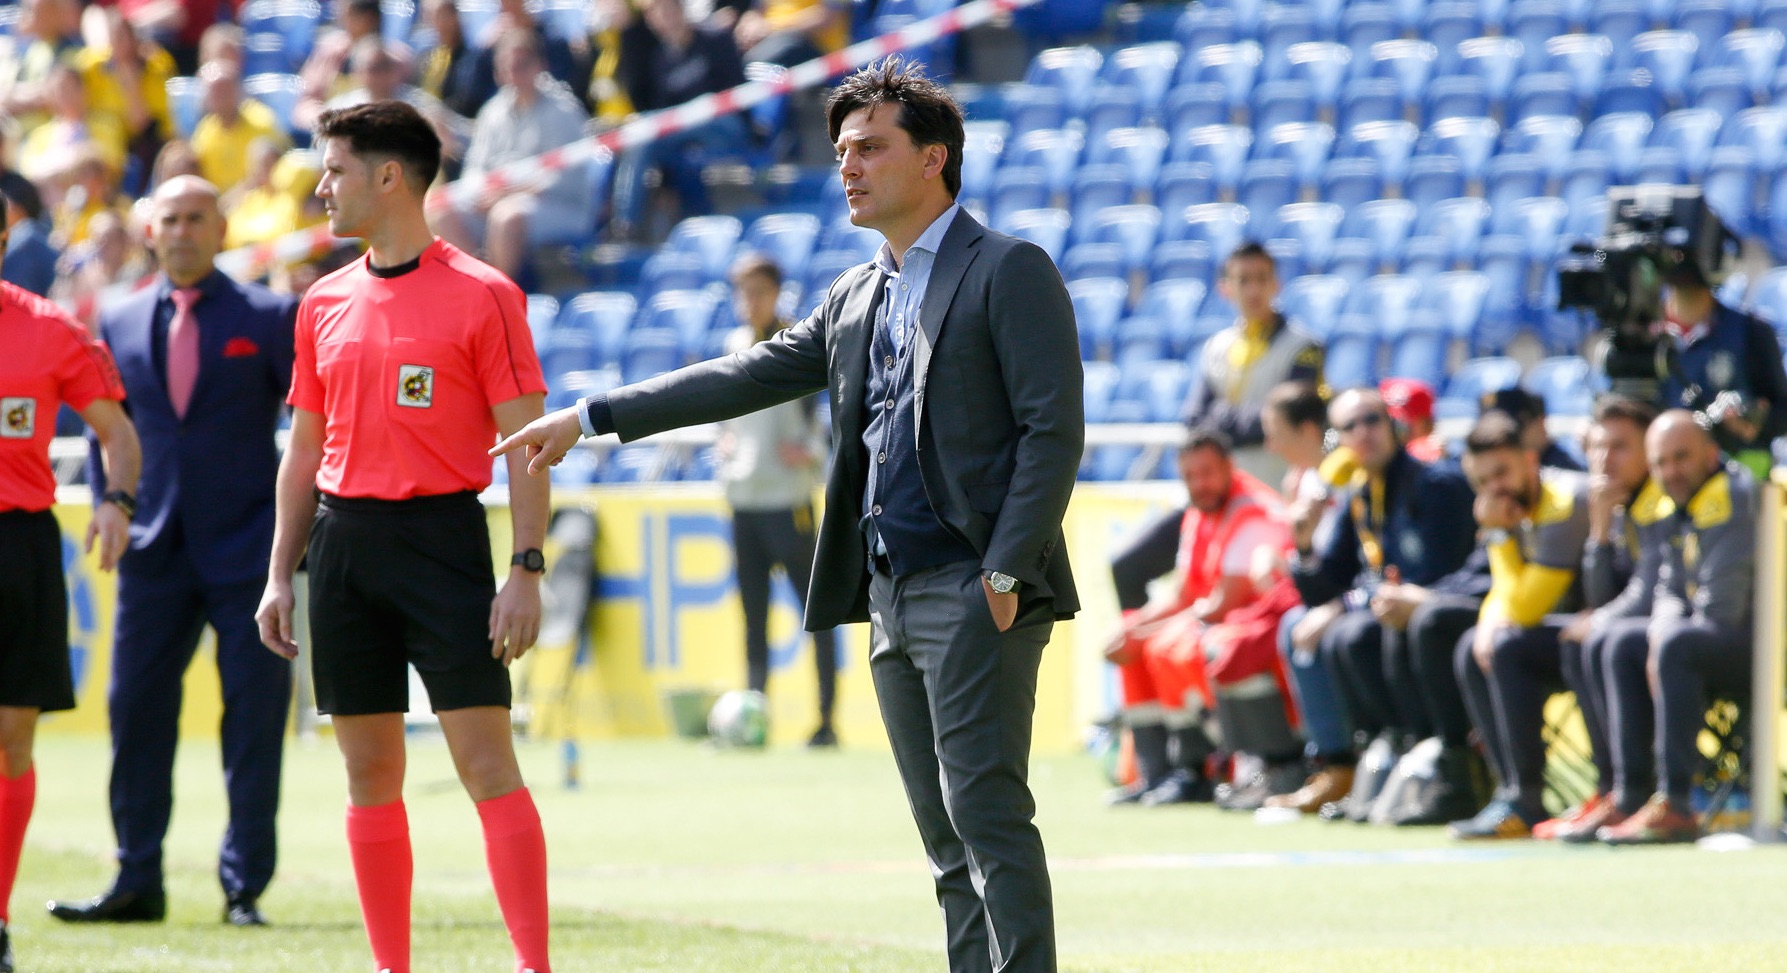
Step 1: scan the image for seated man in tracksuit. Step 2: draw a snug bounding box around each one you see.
[1596,410,1758,845]
[1447,412,1592,840]
[1543,395,1663,842]
[1282,389,1478,817]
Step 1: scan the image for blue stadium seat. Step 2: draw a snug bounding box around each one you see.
[1083,87,1143,147]
[558,291,637,365]
[1278,273,1352,339]
[1150,239,1217,285]
[1324,238,1377,286]
[541,329,599,378]
[1320,157,1383,211]
[1420,270,1493,340]
[454,0,500,47]
[800,251,865,316]
[1507,72,1580,122]
[1341,3,1398,56]
[1475,235,1532,342]
[1174,3,1238,52]
[1335,120,1419,185]
[1702,146,1757,237]
[599,444,671,484]
[1257,121,1335,189]
[959,120,1008,204]
[1002,87,1067,138]
[1348,274,1425,334]
[818,219,881,261]
[1761,0,1787,34]
[1543,33,1615,102]
[1276,202,1346,268]
[1595,70,1668,118]
[620,329,683,385]
[1438,356,1523,418]
[1560,150,1612,215]
[664,214,743,281]
[638,289,721,362]
[739,213,820,284]
[1082,360,1121,423]
[1139,360,1195,423]
[1005,128,1085,195]
[1628,30,1702,104]
[1563,191,1612,243]
[1459,36,1528,104]
[1101,42,1180,120]
[1651,108,1725,178]
[1422,4,1484,70]
[166,77,202,139]
[637,251,708,296]
[1070,164,1134,231]
[1713,28,1785,97]
[243,73,303,139]
[1237,161,1299,238]
[1768,178,1787,259]
[1061,243,1126,282]
[1024,45,1103,117]
[1507,0,1569,71]
[1720,106,1787,173]
[1113,319,1170,368]
[1136,279,1210,356]
[1088,126,1169,191]
[240,0,321,66]
[1582,113,1656,182]
[1673,0,1733,53]
[1069,276,1130,360]
[1525,356,1595,416]
[1384,311,1450,387]
[525,293,559,345]
[1339,198,1418,264]
[1261,3,1319,66]
[1688,67,1754,120]
[1168,123,1253,192]
[1424,75,1492,125]
[1154,161,1218,216]
[1184,312,1235,360]
[1635,146,1686,184]
[1747,267,1787,333]
[1421,116,1501,183]
[1402,155,1466,211]
[1397,235,1451,279]
[1178,41,1264,113]
[1337,77,1406,131]
[1484,153,1548,214]
[1162,83,1229,132]
[1166,203,1251,260]
[999,208,1073,263]
[1252,80,1319,130]
[1324,317,1381,389]
[1588,0,1650,49]
[1282,41,1355,107]
[544,368,617,414]
[989,166,1053,231]
[1082,204,1163,274]
[242,31,291,76]
[1264,238,1306,283]
[1365,39,1440,105]
[1495,196,1571,260]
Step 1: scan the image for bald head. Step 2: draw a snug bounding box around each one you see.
[1646,409,1723,506]
[148,176,227,287]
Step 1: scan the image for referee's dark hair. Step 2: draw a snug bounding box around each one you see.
[1179,425,1233,458]
[315,100,442,194]
[826,56,965,198]
[1464,410,1526,456]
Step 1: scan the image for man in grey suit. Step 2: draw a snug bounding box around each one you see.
[494,58,1082,973]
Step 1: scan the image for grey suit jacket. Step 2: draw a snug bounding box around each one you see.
[604,208,1084,629]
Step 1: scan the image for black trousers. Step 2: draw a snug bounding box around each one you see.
[1603,615,1751,807]
[731,504,836,724]
[1109,507,1184,612]
[869,560,1055,973]
[1560,627,1615,797]
[1321,609,1397,740]
[1386,595,1480,745]
[1455,621,1566,815]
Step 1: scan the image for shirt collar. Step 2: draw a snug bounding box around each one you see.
[157,269,224,303]
[871,203,960,278]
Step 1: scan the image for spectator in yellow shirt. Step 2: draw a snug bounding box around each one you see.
[191,60,288,193]
[76,7,176,191]
[20,63,127,188]
[733,0,849,67]
[222,139,325,251]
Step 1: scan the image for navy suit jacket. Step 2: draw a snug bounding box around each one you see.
[90,272,297,586]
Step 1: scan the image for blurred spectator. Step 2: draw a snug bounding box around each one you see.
[269,241,360,298]
[296,0,384,122]
[196,22,246,73]
[611,0,748,238]
[108,0,232,74]
[50,151,129,247]
[1479,387,1584,472]
[52,207,154,325]
[1597,412,1757,845]
[323,38,468,155]
[0,0,86,130]
[479,0,589,90]
[131,136,204,230]
[0,172,60,297]
[1657,274,1787,479]
[19,63,128,190]
[733,0,850,67]
[419,0,499,120]
[191,60,289,193]
[1380,377,1441,464]
[434,28,592,284]
[584,0,638,125]
[222,140,325,250]
[77,7,177,193]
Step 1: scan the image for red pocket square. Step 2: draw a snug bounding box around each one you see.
[222,337,260,358]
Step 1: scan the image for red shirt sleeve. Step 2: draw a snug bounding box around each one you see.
[55,321,125,412]
[288,296,324,412]
[475,278,546,407]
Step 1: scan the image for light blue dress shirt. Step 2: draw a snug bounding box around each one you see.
[870,203,960,357]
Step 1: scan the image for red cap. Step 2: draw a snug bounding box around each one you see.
[1379,377,1436,425]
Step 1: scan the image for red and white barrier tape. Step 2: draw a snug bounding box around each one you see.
[216,0,1042,280]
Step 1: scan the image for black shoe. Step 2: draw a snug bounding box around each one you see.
[47,887,167,923]
[806,725,838,749]
[224,894,269,927]
[1139,769,1215,806]
[1216,762,1305,812]
[1,918,14,973]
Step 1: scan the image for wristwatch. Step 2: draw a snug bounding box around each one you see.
[101,490,137,519]
[511,548,546,573]
[983,570,1020,594]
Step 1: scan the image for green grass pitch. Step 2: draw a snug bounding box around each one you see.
[12,733,1787,972]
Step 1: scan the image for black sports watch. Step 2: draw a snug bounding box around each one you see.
[101,490,137,519]
[511,548,546,573]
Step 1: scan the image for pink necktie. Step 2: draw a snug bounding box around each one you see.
[167,287,201,418]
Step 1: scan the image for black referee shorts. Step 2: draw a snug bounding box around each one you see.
[306,491,511,716]
[0,509,76,712]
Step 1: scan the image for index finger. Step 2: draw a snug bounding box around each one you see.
[489,428,530,457]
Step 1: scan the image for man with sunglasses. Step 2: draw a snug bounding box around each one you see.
[1280,389,1477,819]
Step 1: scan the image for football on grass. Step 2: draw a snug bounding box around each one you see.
[708,689,769,748]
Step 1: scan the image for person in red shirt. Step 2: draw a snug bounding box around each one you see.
[0,227,141,973]
[253,101,553,973]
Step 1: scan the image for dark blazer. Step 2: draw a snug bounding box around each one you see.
[604,209,1084,628]
[90,272,297,586]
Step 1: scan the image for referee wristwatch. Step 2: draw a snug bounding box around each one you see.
[101,490,137,519]
[511,548,546,573]
[983,570,1020,594]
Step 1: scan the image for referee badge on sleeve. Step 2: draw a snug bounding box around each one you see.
[1,397,34,438]
[397,365,435,408]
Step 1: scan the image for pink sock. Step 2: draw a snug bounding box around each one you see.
[346,801,412,973]
[0,768,35,922]
[476,788,550,973]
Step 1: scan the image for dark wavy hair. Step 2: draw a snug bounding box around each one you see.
[314,99,442,193]
[825,56,965,198]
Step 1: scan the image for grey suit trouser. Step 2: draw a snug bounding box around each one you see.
[869,560,1056,973]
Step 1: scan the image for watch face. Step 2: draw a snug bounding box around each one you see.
[518,549,545,571]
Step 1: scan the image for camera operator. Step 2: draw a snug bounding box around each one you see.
[1656,269,1787,478]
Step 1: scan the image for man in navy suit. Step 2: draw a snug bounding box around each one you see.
[49,176,298,927]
